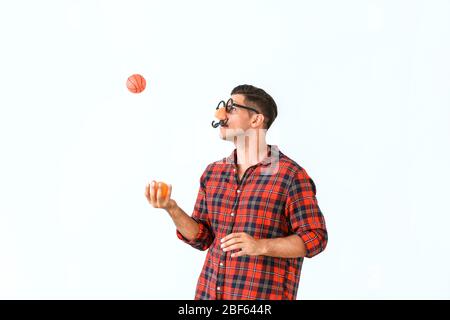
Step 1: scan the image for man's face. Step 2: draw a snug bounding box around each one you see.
[219,94,258,141]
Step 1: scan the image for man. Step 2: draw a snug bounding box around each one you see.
[145,84,328,300]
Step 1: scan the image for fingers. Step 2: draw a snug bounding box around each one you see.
[149,181,156,205]
[222,241,247,258]
[145,182,153,204]
[156,182,163,207]
[221,232,245,244]
[221,237,243,249]
[231,249,246,258]
[220,233,251,257]
[145,183,150,200]
[222,243,244,252]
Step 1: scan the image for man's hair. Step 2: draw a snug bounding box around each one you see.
[230,84,278,130]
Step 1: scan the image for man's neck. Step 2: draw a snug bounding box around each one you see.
[233,130,269,168]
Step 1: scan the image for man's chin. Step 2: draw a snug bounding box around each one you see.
[219,127,236,141]
[219,132,233,141]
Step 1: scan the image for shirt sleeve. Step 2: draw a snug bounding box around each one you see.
[285,168,328,258]
[176,165,215,251]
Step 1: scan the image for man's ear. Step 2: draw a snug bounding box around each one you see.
[252,114,265,127]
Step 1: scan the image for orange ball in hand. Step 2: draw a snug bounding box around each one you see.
[155,181,169,199]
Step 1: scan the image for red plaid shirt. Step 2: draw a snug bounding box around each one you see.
[176,145,327,300]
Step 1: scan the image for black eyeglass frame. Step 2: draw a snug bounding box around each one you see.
[216,98,260,114]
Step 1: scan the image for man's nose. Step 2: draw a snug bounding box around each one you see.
[214,107,227,121]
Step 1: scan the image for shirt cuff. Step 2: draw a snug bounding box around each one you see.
[176,218,213,250]
[298,230,326,258]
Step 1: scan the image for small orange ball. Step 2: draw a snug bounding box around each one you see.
[126,74,146,93]
[156,182,169,199]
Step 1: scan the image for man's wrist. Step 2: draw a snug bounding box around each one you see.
[165,199,178,216]
[257,239,269,256]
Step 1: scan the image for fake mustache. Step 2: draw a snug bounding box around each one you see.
[211,106,228,128]
[211,119,228,128]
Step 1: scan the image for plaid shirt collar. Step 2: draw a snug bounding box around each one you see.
[223,144,279,167]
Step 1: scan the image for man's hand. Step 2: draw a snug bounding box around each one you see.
[145,180,176,211]
[220,232,266,258]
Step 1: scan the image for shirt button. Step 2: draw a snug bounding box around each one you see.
[220,262,224,267]
[217,286,221,291]
[236,189,241,193]
[230,212,235,217]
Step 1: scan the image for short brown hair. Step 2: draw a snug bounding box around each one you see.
[231,84,278,129]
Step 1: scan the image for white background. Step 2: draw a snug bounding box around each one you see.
[0,0,449,299]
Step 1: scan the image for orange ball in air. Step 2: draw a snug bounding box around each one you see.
[126,74,146,93]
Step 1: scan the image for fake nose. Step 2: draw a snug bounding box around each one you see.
[214,107,227,121]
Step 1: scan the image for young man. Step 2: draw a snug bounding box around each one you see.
[145,84,328,300]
